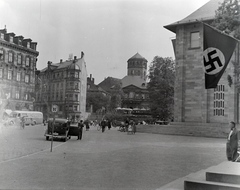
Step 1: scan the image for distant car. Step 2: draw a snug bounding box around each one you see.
[45,118,70,142]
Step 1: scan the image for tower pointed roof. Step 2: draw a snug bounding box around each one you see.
[128,53,147,62]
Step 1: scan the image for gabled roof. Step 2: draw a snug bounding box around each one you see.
[98,77,122,92]
[128,53,147,62]
[164,0,223,33]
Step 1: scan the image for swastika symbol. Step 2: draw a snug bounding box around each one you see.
[203,48,225,75]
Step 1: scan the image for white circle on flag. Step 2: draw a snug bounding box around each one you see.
[203,47,225,75]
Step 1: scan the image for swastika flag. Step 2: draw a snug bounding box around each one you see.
[203,23,237,89]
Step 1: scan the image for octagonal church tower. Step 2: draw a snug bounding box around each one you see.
[127,52,147,81]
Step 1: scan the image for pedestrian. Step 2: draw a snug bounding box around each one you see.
[84,120,90,131]
[77,120,84,140]
[226,121,240,162]
[101,119,106,133]
[107,119,111,130]
[20,116,25,129]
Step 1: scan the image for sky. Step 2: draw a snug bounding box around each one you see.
[0,0,210,84]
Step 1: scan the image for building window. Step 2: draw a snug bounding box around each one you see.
[75,82,79,90]
[17,54,22,65]
[17,72,21,81]
[27,42,30,48]
[75,72,79,78]
[214,84,225,116]
[129,92,134,98]
[190,32,200,48]
[0,68,2,78]
[26,57,30,67]
[16,91,20,99]
[74,105,78,111]
[25,75,29,83]
[8,70,12,80]
[0,49,4,60]
[8,52,13,63]
[0,33,4,39]
[75,94,78,101]
[9,36,13,43]
[25,93,28,100]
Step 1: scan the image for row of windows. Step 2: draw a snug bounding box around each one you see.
[0,49,34,67]
[213,85,225,116]
[41,82,80,92]
[37,93,79,102]
[128,61,147,68]
[214,109,224,116]
[40,71,80,80]
[0,91,31,101]
[124,92,149,99]
[0,69,32,83]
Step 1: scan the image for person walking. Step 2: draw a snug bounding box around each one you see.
[226,121,240,162]
[101,119,106,133]
[107,119,111,130]
[77,120,84,140]
[84,120,90,131]
[20,116,25,129]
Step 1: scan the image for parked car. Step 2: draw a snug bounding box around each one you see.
[45,118,70,142]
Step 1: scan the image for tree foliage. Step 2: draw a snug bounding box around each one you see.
[211,0,240,40]
[86,92,110,113]
[147,56,175,121]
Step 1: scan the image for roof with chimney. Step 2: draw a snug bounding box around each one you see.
[164,0,223,33]
[127,52,147,62]
[40,54,85,73]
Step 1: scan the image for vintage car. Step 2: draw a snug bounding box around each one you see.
[68,122,82,140]
[45,118,70,142]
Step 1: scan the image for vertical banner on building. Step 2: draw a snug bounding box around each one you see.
[203,23,237,89]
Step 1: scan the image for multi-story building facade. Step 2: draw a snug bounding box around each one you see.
[34,52,87,121]
[121,53,150,109]
[0,28,39,112]
[164,0,240,125]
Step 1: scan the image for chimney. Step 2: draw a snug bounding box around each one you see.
[60,59,62,63]
[81,51,84,58]
[92,78,95,84]
[47,61,52,69]
[74,56,77,60]
[90,74,92,80]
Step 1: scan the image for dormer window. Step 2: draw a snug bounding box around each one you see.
[27,42,30,48]
[0,33,4,39]
[9,36,13,43]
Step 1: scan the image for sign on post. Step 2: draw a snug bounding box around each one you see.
[52,105,58,113]
[50,104,58,152]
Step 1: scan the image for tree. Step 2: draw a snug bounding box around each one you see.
[86,92,110,113]
[148,56,175,121]
[211,0,240,40]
